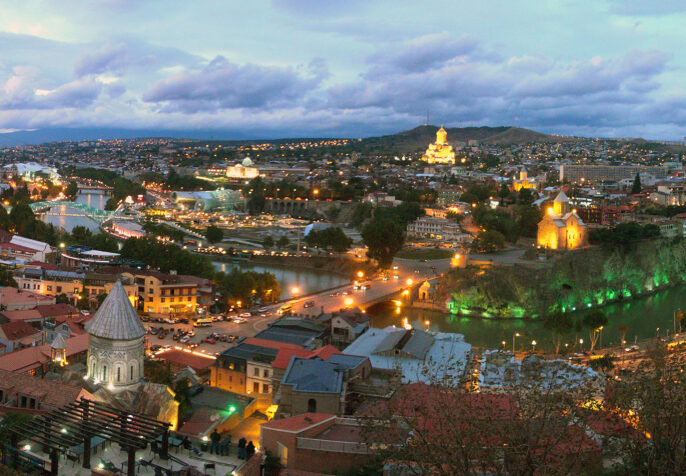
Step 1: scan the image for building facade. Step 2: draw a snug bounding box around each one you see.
[537,191,588,250]
[421,127,456,164]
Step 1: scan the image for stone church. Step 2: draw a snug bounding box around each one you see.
[537,191,588,250]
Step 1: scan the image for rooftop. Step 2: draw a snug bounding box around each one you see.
[84,281,145,340]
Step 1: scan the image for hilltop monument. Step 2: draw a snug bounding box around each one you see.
[422,126,456,164]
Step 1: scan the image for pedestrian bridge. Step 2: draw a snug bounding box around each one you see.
[29,201,129,224]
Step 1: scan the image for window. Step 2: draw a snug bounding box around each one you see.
[307,398,317,413]
[74,288,79,293]
[161,298,165,303]
[253,368,260,376]
[229,363,235,370]
[103,366,107,381]
[263,369,270,378]
[229,376,232,382]
[47,286,52,292]
[0,389,4,403]
[278,442,288,466]
[148,297,153,302]
[253,382,259,393]
[263,384,270,394]
[130,365,133,380]
[56,286,62,293]
[20,396,26,408]
[117,367,121,382]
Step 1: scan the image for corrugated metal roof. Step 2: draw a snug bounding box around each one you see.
[282,358,344,393]
[402,330,434,359]
[84,281,145,340]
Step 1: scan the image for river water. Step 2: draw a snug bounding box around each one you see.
[213,261,349,299]
[41,191,105,232]
[47,194,684,349]
[368,287,686,351]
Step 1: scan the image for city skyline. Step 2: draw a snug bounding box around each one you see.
[1,1,686,140]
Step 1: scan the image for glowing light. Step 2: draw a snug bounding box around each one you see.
[291,287,300,295]
[547,207,554,215]
[406,278,413,286]
[344,298,353,307]
[357,271,364,278]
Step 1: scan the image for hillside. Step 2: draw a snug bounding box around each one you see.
[358,125,573,153]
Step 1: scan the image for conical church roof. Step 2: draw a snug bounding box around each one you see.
[51,333,66,349]
[554,191,569,202]
[85,281,145,340]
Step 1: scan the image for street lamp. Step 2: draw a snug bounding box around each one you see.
[579,338,584,350]
[291,287,300,296]
[531,340,537,352]
[501,340,506,350]
[512,332,520,353]
[406,278,413,286]
[357,271,364,279]
[344,298,353,308]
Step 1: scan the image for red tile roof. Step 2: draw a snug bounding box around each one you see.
[242,337,304,351]
[0,309,42,322]
[0,243,37,253]
[0,334,88,373]
[0,321,41,341]
[272,345,342,370]
[26,261,59,270]
[35,303,79,319]
[261,413,334,432]
[156,349,216,371]
[0,369,94,409]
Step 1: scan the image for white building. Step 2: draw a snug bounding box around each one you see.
[84,281,146,391]
[407,217,466,242]
[9,235,54,262]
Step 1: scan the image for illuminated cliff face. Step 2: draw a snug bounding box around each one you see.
[422,126,455,164]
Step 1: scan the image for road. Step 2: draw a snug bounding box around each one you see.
[274,257,453,316]
[145,257,455,357]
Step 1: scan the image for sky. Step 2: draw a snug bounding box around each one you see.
[1,0,686,140]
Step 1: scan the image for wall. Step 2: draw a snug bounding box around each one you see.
[210,366,246,394]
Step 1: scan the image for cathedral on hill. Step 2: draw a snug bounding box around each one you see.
[537,191,588,250]
[422,126,456,164]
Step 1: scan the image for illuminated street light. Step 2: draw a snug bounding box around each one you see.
[531,340,537,351]
[357,271,364,279]
[512,332,521,353]
[344,298,353,307]
[406,278,413,286]
[291,287,300,296]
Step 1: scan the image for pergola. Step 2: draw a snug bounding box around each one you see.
[8,399,171,476]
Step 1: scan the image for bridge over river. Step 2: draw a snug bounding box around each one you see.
[30,201,132,224]
[265,258,453,316]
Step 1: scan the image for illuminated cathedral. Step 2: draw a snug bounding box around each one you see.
[422,126,456,164]
[537,191,588,250]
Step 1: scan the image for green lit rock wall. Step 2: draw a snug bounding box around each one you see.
[441,238,686,318]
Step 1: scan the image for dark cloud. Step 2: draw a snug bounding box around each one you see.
[143,55,326,112]
[74,40,201,77]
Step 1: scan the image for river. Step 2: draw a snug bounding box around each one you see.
[47,195,683,350]
[213,261,349,299]
[41,191,106,232]
[367,287,686,351]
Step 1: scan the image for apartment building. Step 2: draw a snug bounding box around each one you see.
[117,269,198,315]
[13,268,85,304]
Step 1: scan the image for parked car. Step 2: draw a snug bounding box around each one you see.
[202,338,216,344]
[303,300,315,308]
[240,312,251,318]
[625,345,640,353]
[233,317,248,324]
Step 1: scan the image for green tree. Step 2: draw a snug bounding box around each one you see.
[305,227,352,252]
[174,378,192,420]
[361,218,405,268]
[276,235,290,249]
[104,197,119,211]
[582,310,608,352]
[471,230,505,253]
[263,235,274,249]
[543,310,574,354]
[0,205,11,231]
[56,293,70,304]
[205,225,224,244]
[0,267,17,287]
[65,181,79,199]
[244,177,266,215]
[631,173,642,194]
[9,202,35,234]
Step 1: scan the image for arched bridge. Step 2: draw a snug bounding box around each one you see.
[30,201,129,224]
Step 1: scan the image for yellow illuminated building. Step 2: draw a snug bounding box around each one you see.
[513,168,537,191]
[422,126,456,164]
[537,191,588,250]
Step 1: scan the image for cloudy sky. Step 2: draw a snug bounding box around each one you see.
[1,0,685,139]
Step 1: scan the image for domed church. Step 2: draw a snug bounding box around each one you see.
[84,281,146,391]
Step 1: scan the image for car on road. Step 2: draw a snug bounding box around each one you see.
[329,291,340,297]
[179,336,190,344]
[303,300,315,308]
[240,312,251,318]
[393,274,399,279]
[361,284,371,291]
[202,338,216,344]
[624,345,640,353]
[392,265,398,270]
[233,317,248,324]
[258,306,269,312]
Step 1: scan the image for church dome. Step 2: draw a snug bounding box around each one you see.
[85,281,145,340]
[242,157,254,167]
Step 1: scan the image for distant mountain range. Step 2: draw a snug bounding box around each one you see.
[0,124,671,149]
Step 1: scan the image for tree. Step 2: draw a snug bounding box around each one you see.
[0,205,10,231]
[205,225,224,244]
[631,173,642,194]
[0,267,16,287]
[582,310,608,352]
[276,235,290,249]
[9,202,35,235]
[263,235,274,249]
[104,197,119,211]
[471,230,505,253]
[305,227,352,252]
[244,177,266,215]
[56,293,70,305]
[543,310,574,354]
[361,218,405,268]
[65,181,79,199]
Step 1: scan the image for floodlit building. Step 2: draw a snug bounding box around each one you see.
[421,126,456,164]
[560,164,668,184]
[537,191,588,250]
[512,168,537,191]
[84,281,146,391]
